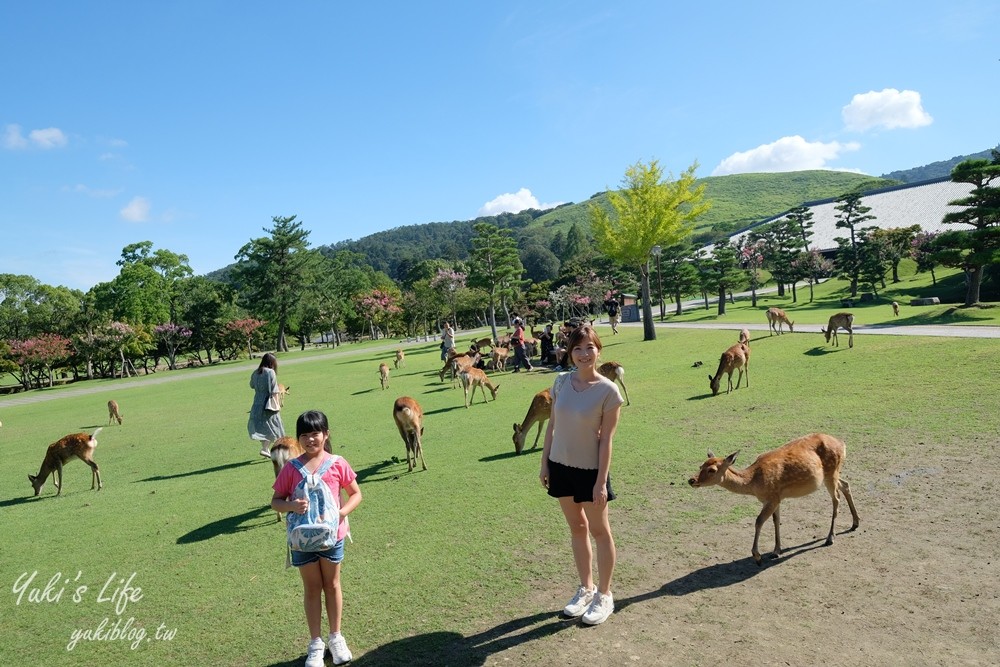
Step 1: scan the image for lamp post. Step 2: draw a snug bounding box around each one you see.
[651,245,664,321]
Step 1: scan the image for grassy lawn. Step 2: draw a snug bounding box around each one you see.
[2,314,998,665]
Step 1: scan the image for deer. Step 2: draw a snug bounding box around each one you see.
[708,343,749,396]
[687,432,860,565]
[738,328,751,347]
[512,388,552,454]
[597,361,631,406]
[471,336,494,351]
[438,351,480,385]
[891,301,899,317]
[490,346,510,372]
[394,348,405,369]
[459,367,500,408]
[393,396,426,472]
[276,384,290,407]
[766,307,794,335]
[822,312,854,348]
[269,435,304,521]
[379,362,390,390]
[107,399,123,425]
[29,428,103,496]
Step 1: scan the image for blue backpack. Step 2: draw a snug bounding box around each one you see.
[286,456,341,554]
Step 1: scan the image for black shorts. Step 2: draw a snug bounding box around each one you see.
[546,459,616,503]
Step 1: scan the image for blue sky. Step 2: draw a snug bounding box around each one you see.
[2,1,997,292]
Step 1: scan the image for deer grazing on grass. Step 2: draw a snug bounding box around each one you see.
[107,400,123,425]
[269,436,304,520]
[688,432,860,565]
[379,362,390,390]
[459,367,500,408]
[822,312,854,348]
[29,428,103,496]
[738,328,751,347]
[512,388,552,454]
[891,301,899,317]
[708,343,749,396]
[766,307,794,335]
[597,361,631,406]
[393,396,426,472]
[394,348,405,369]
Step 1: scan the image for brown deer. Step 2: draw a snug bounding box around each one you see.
[29,428,103,496]
[107,400,123,425]
[379,362,390,390]
[821,312,854,348]
[688,432,860,565]
[891,301,899,317]
[276,384,290,407]
[438,351,480,385]
[394,349,405,369]
[392,397,426,472]
[459,367,500,408]
[766,307,794,335]
[471,337,494,351]
[269,436,304,520]
[738,328,751,347]
[597,361,631,406]
[708,343,749,396]
[490,346,510,372]
[512,388,552,454]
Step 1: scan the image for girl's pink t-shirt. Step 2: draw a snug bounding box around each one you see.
[273,453,357,541]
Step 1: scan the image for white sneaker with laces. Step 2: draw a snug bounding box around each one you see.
[328,633,353,665]
[562,585,596,617]
[581,590,614,625]
[304,637,326,667]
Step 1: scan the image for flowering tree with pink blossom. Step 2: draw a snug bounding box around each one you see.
[430,268,466,328]
[355,289,402,340]
[8,333,73,389]
[155,323,193,370]
[222,318,267,359]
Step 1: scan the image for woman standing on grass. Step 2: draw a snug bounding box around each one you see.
[248,353,285,458]
[539,325,623,626]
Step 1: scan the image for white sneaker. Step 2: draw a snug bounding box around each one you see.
[304,637,326,667]
[562,585,596,617]
[328,633,352,665]
[581,590,614,625]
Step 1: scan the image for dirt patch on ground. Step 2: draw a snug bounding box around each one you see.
[355,442,999,666]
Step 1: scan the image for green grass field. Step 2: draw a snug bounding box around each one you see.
[2,275,999,665]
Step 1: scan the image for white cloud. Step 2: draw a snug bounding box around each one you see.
[478,188,563,216]
[29,127,68,149]
[66,184,122,198]
[3,124,29,149]
[120,196,151,222]
[711,136,861,176]
[842,88,933,132]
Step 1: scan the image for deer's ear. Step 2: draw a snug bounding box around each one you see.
[725,450,740,465]
[706,450,715,459]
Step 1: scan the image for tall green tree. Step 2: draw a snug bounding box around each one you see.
[658,243,700,315]
[590,159,710,340]
[467,222,524,343]
[232,215,315,351]
[833,192,876,298]
[784,206,817,301]
[117,241,193,323]
[931,158,1000,306]
[707,241,744,316]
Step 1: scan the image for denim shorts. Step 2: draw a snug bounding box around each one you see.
[290,539,345,567]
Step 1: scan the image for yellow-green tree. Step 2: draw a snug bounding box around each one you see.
[590,160,710,340]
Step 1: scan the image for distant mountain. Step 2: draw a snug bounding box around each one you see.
[881,145,999,183]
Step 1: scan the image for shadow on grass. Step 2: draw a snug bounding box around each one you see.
[423,405,468,416]
[348,610,572,666]
[351,388,378,396]
[177,505,273,544]
[804,347,838,356]
[0,495,45,509]
[137,459,263,482]
[355,459,403,483]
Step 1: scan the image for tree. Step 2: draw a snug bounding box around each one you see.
[658,243,700,315]
[931,158,1000,306]
[707,242,744,315]
[232,216,315,351]
[520,244,561,282]
[738,237,766,307]
[590,160,710,340]
[429,268,467,328]
[833,192,876,298]
[910,231,940,285]
[117,242,193,323]
[8,333,72,389]
[784,206,817,301]
[467,223,524,343]
[869,225,922,284]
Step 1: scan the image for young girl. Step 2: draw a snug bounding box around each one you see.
[272,410,363,666]
[539,326,623,626]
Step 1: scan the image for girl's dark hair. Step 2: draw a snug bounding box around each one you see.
[566,325,603,354]
[256,353,278,374]
[296,410,329,438]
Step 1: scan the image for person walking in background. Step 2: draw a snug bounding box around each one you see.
[510,317,533,372]
[440,322,456,361]
[248,352,285,458]
[604,296,620,335]
[272,410,362,666]
[539,326,623,626]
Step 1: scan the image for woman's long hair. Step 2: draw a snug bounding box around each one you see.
[256,352,278,374]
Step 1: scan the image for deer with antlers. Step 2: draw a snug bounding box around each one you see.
[29,428,104,496]
[379,362,390,390]
[708,343,749,396]
[765,307,794,335]
[597,361,631,406]
[107,400,123,425]
[459,367,500,408]
[512,388,552,454]
[688,432,860,565]
[822,312,854,348]
[393,396,427,472]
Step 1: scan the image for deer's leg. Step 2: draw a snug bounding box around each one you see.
[415,435,427,471]
[88,459,102,490]
[753,501,779,565]
[533,421,544,449]
[840,478,860,530]
[619,379,630,406]
[848,330,854,348]
[771,505,782,558]
[54,461,63,494]
[825,476,840,546]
